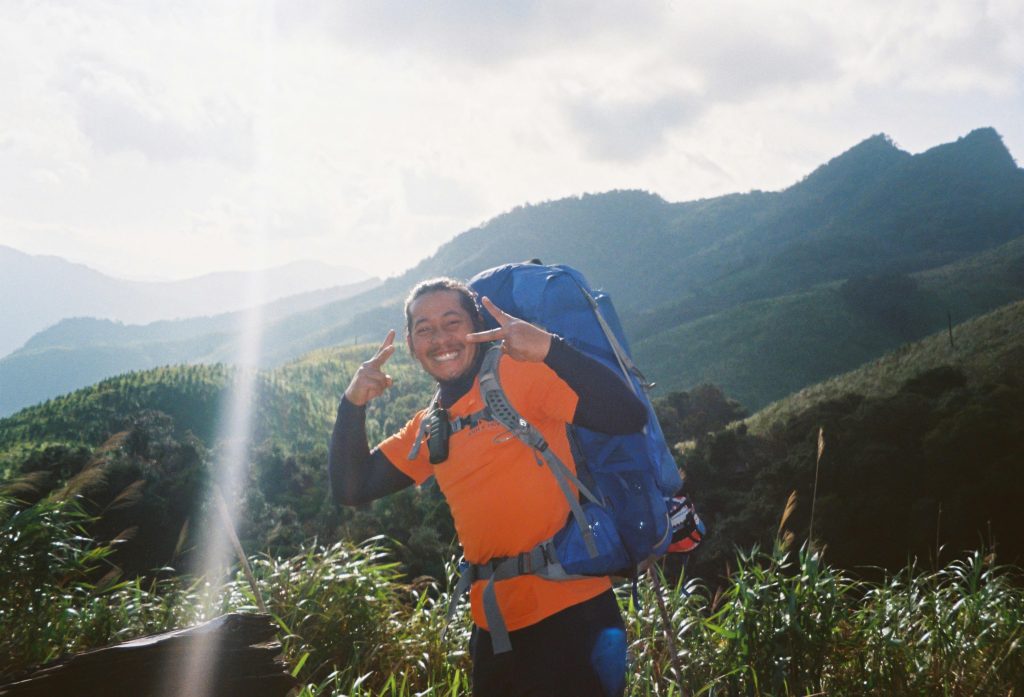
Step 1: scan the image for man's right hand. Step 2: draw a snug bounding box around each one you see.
[344,330,396,406]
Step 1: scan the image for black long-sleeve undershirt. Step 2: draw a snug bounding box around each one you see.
[544,336,646,433]
[329,337,647,505]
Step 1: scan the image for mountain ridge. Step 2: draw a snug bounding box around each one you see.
[0,245,372,358]
[3,127,1022,417]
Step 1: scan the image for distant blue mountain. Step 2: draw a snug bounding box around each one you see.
[0,249,371,358]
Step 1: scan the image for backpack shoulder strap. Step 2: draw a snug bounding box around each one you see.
[406,390,439,460]
[477,344,601,552]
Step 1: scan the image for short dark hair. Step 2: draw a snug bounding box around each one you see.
[404,277,483,334]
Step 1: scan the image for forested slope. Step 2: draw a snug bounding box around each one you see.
[3,297,1023,582]
[633,234,1024,407]
[681,299,1024,579]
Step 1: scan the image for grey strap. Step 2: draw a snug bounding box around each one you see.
[535,447,599,558]
[449,408,489,434]
[407,418,430,460]
[482,575,511,654]
[478,552,552,654]
[407,390,441,460]
[526,541,576,582]
[572,281,652,394]
[440,564,476,643]
[448,543,587,655]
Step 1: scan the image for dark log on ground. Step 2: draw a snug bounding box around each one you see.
[0,613,297,697]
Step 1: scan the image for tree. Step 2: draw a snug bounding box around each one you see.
[655,384,747,445]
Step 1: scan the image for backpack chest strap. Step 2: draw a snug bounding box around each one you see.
[449,409,489,434]
[407,400,491,460]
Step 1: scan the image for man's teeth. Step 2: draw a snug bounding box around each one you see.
[434,352,458,362]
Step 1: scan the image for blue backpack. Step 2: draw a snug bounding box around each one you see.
[432,262,684,653]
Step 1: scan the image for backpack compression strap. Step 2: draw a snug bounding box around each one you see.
[569,277,654,394]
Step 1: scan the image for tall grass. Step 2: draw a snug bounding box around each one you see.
[236,540,471,694]
[627,545,1023,696]
[843,551,1024,695]
[0,497,188,672]
[0,496,470,693]
[3,497,1022,696]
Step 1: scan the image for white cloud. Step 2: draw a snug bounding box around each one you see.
[402,169,487,218]
[59,55,255,166]
[276,0,662,65]
[567,92,703,162]
[0,0,1021,282]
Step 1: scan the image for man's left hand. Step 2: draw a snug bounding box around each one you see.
[465,296,553,362]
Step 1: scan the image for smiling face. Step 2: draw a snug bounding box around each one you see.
[406,289,480,383]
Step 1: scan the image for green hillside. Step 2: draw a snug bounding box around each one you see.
[636,287,902,408]
[679,298,1024,580]
[0,345,442,577]
[4,296,1024,583]
[0,344,437,465]
[4,128,1022,417]
[2,290,1024,615]
[633,234,1024,409]
[746,297,1024,434]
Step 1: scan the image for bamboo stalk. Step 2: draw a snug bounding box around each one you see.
[648,566,688,696]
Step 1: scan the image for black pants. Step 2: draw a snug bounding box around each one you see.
[469,590,626,697]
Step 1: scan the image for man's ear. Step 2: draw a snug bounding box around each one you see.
[406,333,414,355]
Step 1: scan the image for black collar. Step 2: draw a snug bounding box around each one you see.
[437,343,490,408]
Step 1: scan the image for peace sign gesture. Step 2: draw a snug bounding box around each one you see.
[465,296,553,362]
[344,329,397,406]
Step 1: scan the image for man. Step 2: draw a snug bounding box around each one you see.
[329,277,647,696]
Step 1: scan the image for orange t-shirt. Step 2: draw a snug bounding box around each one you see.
[378,357,611,632]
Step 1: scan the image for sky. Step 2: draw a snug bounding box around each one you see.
[1,0,1021,282]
